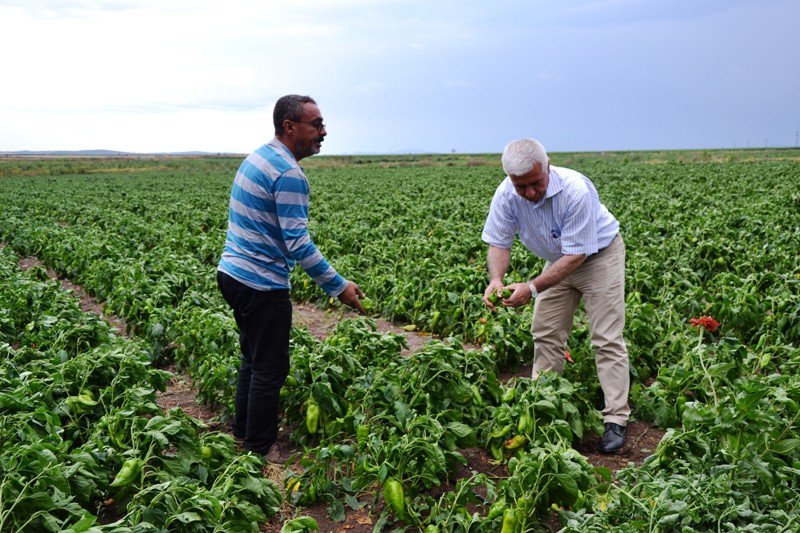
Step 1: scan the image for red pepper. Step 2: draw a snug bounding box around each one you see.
[504,434,527,450]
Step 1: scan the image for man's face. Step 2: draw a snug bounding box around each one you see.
[292,103,327,159]
[509,161,550,202]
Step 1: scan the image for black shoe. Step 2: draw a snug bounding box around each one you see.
[599,422,627,454]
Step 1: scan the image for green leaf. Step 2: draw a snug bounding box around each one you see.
[773,438,800,454]
[594,465,612,483]
[327,499,345,522]
[534,400,557,415]
[552,472,580,505]
[171,512,202,524]
[445,421,473,438]
[344,494,363,511]
[62,512,97,533]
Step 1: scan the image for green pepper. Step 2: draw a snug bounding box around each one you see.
[110,457,142,487]
[284,374,299,387]
[517,413,529,433]
[359,457,380,473]
[500,288,512,299]
[356,424,370,447]
[200,445,213,459]
[502,385,516,403]
[66,390,98,413]
[490,423,513,439]
[303,484,318,504]
[470,384,484,406]
[76,390,97,406]
[500,507,518,533]
[306,400,321,434]
[490,441,505,461]
[487,496,507,520]
[424,525,440,533]
[488,291,502,305]
[383,477,405,516]
[430,310,442,330]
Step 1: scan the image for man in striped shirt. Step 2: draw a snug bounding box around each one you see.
[217,94,365,460]
[482,138,630,454]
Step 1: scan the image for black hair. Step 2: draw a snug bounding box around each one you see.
[273,95,316,135]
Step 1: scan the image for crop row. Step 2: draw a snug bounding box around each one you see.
[0,247,281,531]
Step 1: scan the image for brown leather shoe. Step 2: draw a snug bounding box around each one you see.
[264,442,289,463]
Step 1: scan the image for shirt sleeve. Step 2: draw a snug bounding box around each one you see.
[274,169,347,296]
[481,183,517,249]
[559,188,599,256]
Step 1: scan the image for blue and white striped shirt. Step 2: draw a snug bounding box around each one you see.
[482,166,619,263]
[218,139,347,296]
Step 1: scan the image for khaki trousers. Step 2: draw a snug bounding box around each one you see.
[531,234,631,425]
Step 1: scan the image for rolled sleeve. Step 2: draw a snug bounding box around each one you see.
[482,187,517,249]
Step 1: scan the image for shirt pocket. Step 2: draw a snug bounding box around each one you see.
[548,226,562,254]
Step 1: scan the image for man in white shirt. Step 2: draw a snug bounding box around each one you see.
[482,138,630,453]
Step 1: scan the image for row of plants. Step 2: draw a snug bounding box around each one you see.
[0,247,281,531]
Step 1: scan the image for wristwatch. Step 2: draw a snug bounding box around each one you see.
[527,280,538,299]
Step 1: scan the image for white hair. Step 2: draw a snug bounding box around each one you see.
[501,139,549,176]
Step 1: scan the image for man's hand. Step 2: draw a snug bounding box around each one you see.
[501,282,534,308]
[483,281,506,312]
[337,280,366,314]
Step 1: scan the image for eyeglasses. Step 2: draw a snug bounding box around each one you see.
[293,119,326,132]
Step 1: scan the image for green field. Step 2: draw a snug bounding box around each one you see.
[1,149,799,531]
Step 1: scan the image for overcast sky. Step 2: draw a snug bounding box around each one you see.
[1,0,798,154]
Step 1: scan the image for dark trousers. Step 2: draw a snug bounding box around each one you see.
[216,271,292,454]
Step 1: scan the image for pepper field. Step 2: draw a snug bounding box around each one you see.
[0,149,798,531]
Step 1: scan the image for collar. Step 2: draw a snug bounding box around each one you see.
[545,167,565,199]
[268,138,298,165]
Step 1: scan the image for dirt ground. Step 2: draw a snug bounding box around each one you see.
[16,255,665,532]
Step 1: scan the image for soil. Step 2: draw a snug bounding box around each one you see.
[293,302,480,354]
[576,421,663,477]
[15,254,666,532]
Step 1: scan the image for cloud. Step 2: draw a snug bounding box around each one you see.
[1,0,797,153]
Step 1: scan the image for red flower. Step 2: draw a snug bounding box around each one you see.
[690,316,720,333]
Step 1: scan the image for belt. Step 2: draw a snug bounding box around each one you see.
[585,234,619,262]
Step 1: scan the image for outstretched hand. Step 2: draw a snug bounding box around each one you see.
[337,280,366,314]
